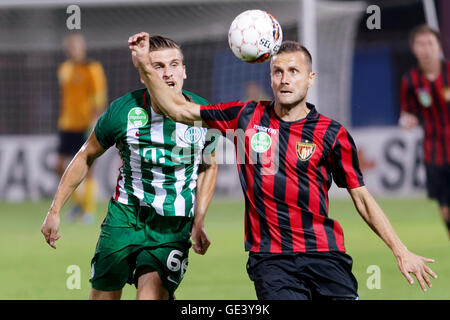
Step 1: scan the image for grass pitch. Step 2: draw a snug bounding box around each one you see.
[0,197,448,299]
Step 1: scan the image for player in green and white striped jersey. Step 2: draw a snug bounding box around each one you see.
[96,86,213,217]
[41,35,218,300]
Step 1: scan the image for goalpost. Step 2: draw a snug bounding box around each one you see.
[300,0,366,127]
[422,0,439,31]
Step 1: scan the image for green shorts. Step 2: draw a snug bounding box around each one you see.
[90,199,193,296]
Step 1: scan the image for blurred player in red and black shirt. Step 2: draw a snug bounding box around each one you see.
[400,24,450,238]
[130,33,437,299]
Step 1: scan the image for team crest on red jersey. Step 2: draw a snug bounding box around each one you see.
[296,141,316,161]
[417,88,432,108]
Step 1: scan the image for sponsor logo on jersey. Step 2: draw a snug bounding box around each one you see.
[184,127,202,144]
[296,141,316,161]
[417,88,432,108]
[128,107,148,128]
[253,124,278,135]
[251,131,272,153]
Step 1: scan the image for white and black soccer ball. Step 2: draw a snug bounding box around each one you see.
[228,9,283,63]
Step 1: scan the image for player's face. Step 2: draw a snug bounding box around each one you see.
[412,33,441,65]
[149,48,186,94]
[65,34,87,62]
[270,52,314,109]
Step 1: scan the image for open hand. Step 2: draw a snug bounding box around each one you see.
[396,250,437,291]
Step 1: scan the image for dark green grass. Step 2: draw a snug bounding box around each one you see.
[0,197,448,299]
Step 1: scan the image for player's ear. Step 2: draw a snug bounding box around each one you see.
[183,64,187,80]
[307,71,316,88]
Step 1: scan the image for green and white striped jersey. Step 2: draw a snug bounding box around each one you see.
[95,88,216,217]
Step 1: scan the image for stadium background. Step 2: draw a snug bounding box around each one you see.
[0,0,449,299]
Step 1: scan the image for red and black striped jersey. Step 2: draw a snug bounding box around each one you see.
[400,61,450,166]
[200,101,364,253]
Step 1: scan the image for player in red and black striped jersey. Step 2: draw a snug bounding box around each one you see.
[201,100,362,254]
[399,24,450,238]
[130,32,437,299]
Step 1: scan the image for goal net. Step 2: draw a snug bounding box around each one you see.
[0,0,366,199]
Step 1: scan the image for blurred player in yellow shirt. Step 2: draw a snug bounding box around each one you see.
[56,33,107,224]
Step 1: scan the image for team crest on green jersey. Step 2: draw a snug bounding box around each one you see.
[251,132,272,153]
[128,107,148,128]
[184,127,202,144]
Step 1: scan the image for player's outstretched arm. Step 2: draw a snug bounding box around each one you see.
[41,131,105,249]
[348,186,438,291]
[128,32,203,126]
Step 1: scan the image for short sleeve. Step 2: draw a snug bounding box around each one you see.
[200,101,247,133]
[57,61,70,86]
[400,73,419,116]
[94,101,120,150]
[330,126,365,189]
[88,61,108,110]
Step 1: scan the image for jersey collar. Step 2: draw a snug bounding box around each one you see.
[269,101,318,125]
[144,89,193,109]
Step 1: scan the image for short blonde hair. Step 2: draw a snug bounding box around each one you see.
[275,40,312,72]
[409,24,441,47]
[149,35,184,63]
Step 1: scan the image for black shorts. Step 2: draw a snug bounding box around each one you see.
[425,164,450,206]
[246,251,358,300]
[58,131,86,157]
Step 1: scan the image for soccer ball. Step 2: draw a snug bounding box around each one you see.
[228,9,283,63]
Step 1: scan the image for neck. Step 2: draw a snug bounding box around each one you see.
[148,89,184,115]
[70,56,86,63]
[151,104,163,115]
[419,59,441,79]
[274,100,310,122]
